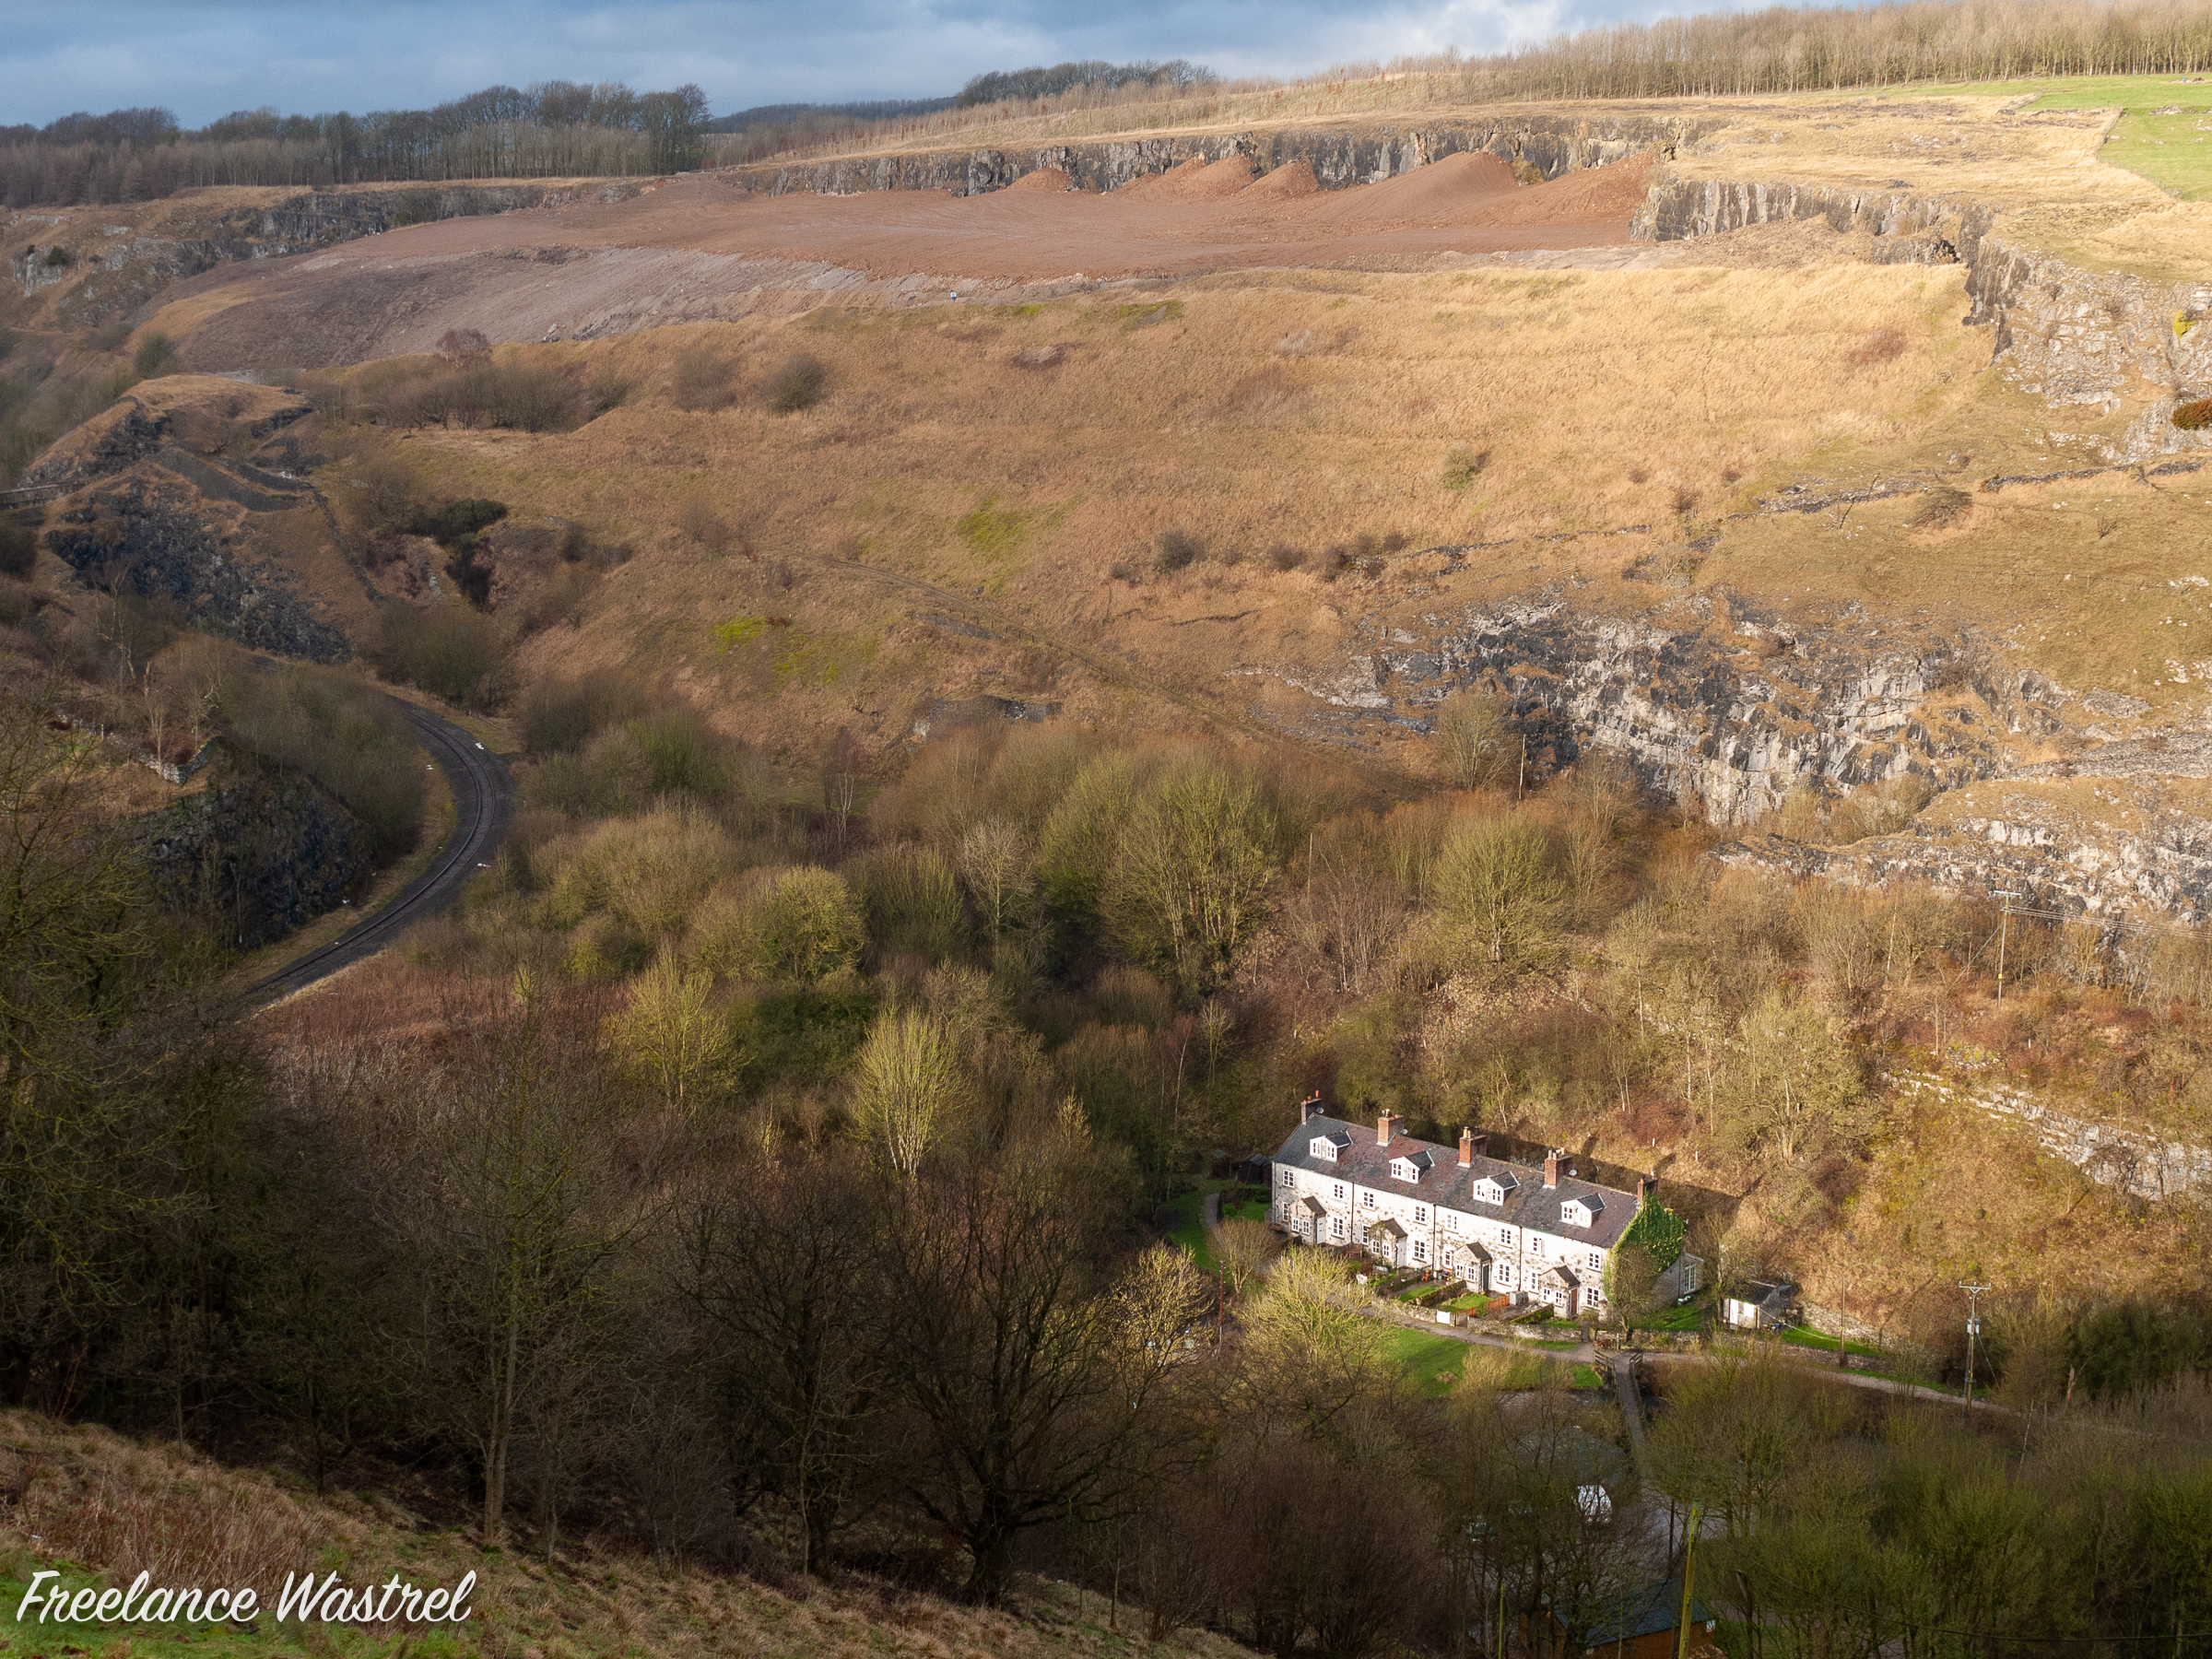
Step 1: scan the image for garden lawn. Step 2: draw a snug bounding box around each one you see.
[1781,1326,1885,1359]
[1380,1327,1470,1397]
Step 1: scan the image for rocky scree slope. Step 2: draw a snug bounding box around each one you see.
[22,378,359,660]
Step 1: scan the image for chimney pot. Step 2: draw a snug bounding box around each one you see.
[1458,1126,1475,1168]
[1544,1148,1560,1190]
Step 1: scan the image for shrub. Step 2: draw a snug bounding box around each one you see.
[670,347,734,411]
[1265,542,1306,572]
[1435,689,1515,789]
[1908,485,1974,528]
[519,672,650,754]
[42,246,68,267]
[1317,546,1349,581]
[373,604,506,707]
[1154,527,1202,573]
[132,332,182,380]
[385,362,579,431]
[765,352,828,413]
[587,367,634,417]
[0,516,35,578]
[1441,445,1488,488]
[852,842,965,960]
[1108,560,1139,583]
[724,865,865,984]
[2175,396,2212,432]
[1671,487,1700,516]
[630,707,728,798]
[227,665,428,863]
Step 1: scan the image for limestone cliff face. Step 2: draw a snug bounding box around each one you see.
[1631,174,2212,454]
[1245,588,2035,825]
[735,113,1702,197]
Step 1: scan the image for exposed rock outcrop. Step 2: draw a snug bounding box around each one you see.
[44,478,350,661]
[139,763,369,948]
[735,113,1701,197]
[1630,174,2212,452]
[1242,587,2039,824]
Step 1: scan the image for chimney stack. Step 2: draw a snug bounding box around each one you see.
[1637,1174,1652,1205]
[1300,1090,1322,1124]
[1458,1126,1475,1168]
[1544,1148,1560,1189]
[1377,1110,1403,1147]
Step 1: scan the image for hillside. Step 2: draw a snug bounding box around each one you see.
[0,1410,1242,1659]
[4,70,2211,1402]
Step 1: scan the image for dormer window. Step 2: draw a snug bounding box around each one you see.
[1389,1149,1433,1183]
[1311,1130,1351,1161]
[1472,1171,1518,1206]
[1560,1194,1606,1230]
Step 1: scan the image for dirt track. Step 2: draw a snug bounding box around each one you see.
[156,151,1656,368]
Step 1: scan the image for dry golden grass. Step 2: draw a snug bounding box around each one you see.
[0,1409,1262,1659]
[329,254,2209,771]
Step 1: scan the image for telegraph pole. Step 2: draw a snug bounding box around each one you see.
[1959,1280,1990,1410]
[1992,891,2020,1002]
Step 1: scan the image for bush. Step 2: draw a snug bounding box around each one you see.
[384,362,579,431]
[764,352,827,413]
[1441,445,1489,488]
[132,332,182,380]
[42,247,68,268]
[670,348,734,412]
[0,516,36,578]
[852,843,965,961]
[373,604,506,707]
[2174,396,2212,432]
[1908,485,1974,528]
[519,672,650,754]
[227,666,428,864]
[1154,527,1202,573]
[1265,542,1306,572]
[722,866,865,984]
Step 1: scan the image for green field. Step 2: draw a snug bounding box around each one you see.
[1382,1325,1472,1395]
[1898,74,2212,197]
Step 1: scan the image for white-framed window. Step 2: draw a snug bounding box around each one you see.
[1530,1236,1545,1256]
[1278,1167,1292,1186]
[1414,1206,1428,1225]
[1362,1191,1376,1207]
[1588,1251,1604,1272]
[1498,1264,1513,1286]
[1334,1182,1345,1200]
[1444,1211,1459,1232]
[1499,1226,1512,1245]
[1587,1284,1605,1304]
[1413,1240,1428,1263]
[1331,1217,1346,1240]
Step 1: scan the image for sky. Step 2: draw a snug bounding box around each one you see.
[0,0,1658,128]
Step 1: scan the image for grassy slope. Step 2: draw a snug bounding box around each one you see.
[1895,74,2212,198]
[0,1411,1260,1659]
[356,264,2208,775]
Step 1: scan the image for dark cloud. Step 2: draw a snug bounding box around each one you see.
[1,0,1685,126]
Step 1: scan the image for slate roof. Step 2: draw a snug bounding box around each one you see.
[1572,1579,1712,1646]
[1270,1114,1640,1251]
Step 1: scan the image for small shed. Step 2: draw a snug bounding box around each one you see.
[1723,1277,1800,1331]
[1560,1578,1716,1659]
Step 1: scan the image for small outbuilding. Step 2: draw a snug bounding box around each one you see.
[1723,1277,1800,1331]
[1551,1577,1716,1659]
